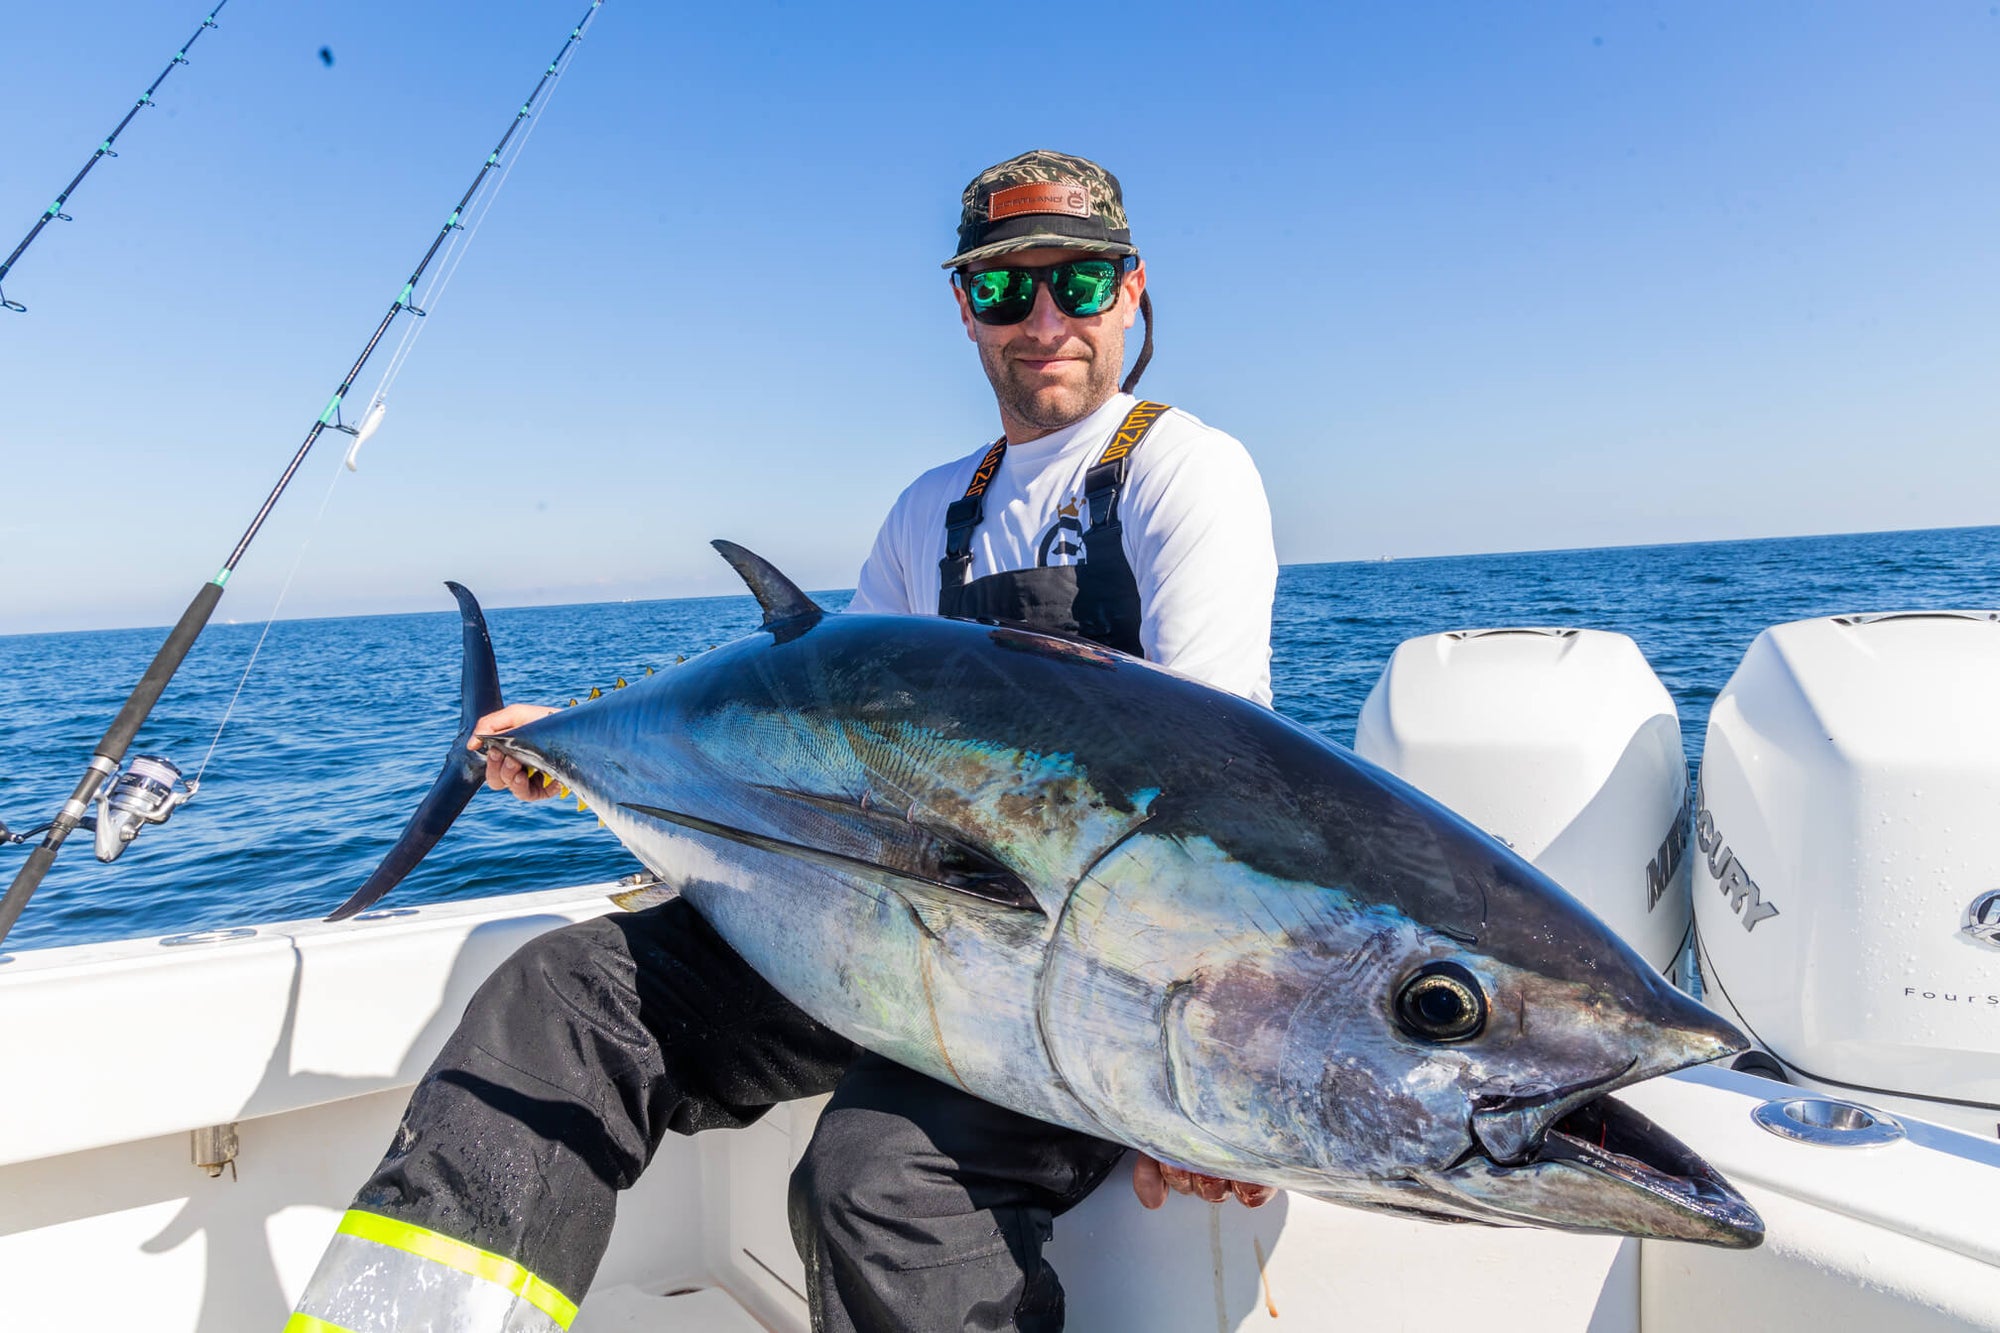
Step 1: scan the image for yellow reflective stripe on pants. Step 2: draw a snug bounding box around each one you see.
[336,1211,579,1327]
[284,1317,352,1333]
[288,1209,577,1333]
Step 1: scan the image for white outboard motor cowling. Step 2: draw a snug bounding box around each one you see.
[1696,612,2000,1138]
[1354,628,1691,975]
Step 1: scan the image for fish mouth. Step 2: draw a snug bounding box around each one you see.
[1470,1060,1646,1167]
[1543,1093,1757,1227]
[1443,1081,1762,1248]
[1443,1013,1762,1248]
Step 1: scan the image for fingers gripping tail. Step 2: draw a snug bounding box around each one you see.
[325,543,813,921]
[325,582,502,921]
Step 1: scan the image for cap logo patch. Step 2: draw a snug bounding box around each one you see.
[988,180,1093,222]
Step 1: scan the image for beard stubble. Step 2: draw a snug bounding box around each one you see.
[980,332,1126,436]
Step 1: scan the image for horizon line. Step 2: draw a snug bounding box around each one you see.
[4,520,1994,642]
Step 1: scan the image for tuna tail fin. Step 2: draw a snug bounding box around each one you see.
[712,539,824,628]
[326,582,502,921]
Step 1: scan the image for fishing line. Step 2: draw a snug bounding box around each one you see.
[0,0,609,948]
[347,48,573,470]
[199,60,575,774]
[191,456,349,787]
[0,0,232,314]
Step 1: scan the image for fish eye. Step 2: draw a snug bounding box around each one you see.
[1394,961,1487,1043]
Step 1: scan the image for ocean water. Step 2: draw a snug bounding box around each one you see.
[3,525,1997,953]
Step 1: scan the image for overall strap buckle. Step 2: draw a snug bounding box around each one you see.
[939,496,983,590]
[938,437,1008,592]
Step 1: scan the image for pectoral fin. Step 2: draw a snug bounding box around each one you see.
[618,801,1045,919]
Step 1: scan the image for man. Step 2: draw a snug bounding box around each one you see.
[785,150,1280,1333]
[287,150,1278,1333]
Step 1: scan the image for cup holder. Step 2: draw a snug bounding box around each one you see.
[1752,1096,1905,1148]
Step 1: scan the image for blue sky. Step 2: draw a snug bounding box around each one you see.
[2,1,1995,632]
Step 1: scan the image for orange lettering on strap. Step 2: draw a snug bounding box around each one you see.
[1098,401,1169,465]
[963,439,1008,498]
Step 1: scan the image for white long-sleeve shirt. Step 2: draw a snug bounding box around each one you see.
[849,393,1277,706]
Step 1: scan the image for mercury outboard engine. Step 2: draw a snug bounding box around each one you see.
[1355,628,1692,976]
[1696,612,2000,1139]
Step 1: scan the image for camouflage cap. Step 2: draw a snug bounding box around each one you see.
[942,149,1137,270]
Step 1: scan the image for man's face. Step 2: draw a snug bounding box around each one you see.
[954,246,1147,438]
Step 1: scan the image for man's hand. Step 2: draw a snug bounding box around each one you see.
[469,704,560,800]
[1131,1153,1276,1210]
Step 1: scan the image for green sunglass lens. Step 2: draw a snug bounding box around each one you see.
[968,269,1033,319]
[1052,262,1119,316]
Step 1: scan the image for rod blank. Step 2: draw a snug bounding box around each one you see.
[0,1,232,313]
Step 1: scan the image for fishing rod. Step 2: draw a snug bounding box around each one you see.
[0,0,232,314]
[0,0,607,949]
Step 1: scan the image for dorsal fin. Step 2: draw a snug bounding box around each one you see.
[712,539,824,626]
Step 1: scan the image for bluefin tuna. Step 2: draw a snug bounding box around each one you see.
[334,541,1762,1248]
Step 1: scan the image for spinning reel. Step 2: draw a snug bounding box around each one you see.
[3,754,197,864]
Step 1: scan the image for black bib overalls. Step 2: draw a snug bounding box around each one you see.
[935,398,1172,657]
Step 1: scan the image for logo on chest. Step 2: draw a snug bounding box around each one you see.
[1036,498,1084,567]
